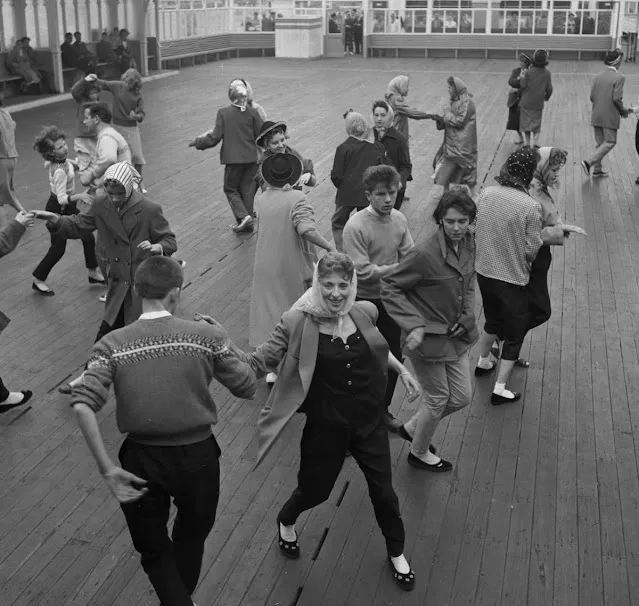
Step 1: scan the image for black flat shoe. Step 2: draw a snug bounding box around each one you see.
[491,391,521,405]
[388,556,415,591]
[88,276,106,284]
[0,390,32,413]
[515,358,530,368]
[407,452,452,472]
[474,362,496,377]
[277,522,300,559]
[32,282,55,296]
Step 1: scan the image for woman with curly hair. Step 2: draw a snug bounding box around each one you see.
[31,126,103,296]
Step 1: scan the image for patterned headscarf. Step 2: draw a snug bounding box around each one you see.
[228,81,248,111]
[531,146,568,194]
[291,261,358,340]
[495,147,540,192]
[103,162,142,198]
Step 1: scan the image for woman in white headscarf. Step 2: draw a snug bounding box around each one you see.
[200,252,420,591]
[385,75,433,143]
[330,111,390,250]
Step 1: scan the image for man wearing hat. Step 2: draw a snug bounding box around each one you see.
[582,49,630,179]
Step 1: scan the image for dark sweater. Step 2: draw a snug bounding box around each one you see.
[71,315,257,445]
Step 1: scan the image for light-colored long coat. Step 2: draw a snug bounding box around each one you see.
[240,301,389,465]
[51,190,177,326]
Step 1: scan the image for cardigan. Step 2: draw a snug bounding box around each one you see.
[382,227,478,361]
[193,105,263,165]
[71,315,256,446]
[236,301,388,465]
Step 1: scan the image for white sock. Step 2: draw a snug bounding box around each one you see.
[414,449,440,465]
[0,391,25,405]
[477,355,493,369]
[390,554,410,574]
[279,522,296,542]
[493,382,517,399]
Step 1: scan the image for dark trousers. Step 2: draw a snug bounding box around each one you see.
[526,245,552,332]
[94,304,126,344]
[0,376,8,402]
[357,297,401,409]
[33,194,98,281]
[477,274,529,361]
[331,205,365,251]
[353,27,363,53]
[119,436,221,606]
[393,189,406,211]
[278,421,405,557]
[223,163,258,221]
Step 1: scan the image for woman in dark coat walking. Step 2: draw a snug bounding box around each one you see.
[519,49,553,147]
[506,53,532,144]
[330,112,389,251]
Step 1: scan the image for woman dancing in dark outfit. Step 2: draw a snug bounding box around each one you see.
[199,253,421,591]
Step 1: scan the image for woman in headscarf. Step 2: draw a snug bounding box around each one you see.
[432,76,478,194]
[231,78,267,121]
[330,111,389,251]
[506,54,532,144]
[383,188,477,472]
[255,121,315,192]
[371,100,412,210]
[33,161,177,394]
[524,147,585,332]
[249,152,335,384]
[200,252,420,590]
[473,147,543,405]
[519,49,553,147]
[384,75,433,144]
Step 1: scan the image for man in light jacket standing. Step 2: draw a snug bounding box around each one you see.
[582,50,630,179]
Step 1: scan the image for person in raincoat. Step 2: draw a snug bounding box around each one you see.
[432,76,478,194]
[384,75,433,144]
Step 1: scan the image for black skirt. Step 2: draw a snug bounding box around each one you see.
[506,103,520,132]
[526,245,552,331]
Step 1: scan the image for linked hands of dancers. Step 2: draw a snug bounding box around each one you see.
[103,466,148,503]
[14,211,35,227]
[31,210,59,223]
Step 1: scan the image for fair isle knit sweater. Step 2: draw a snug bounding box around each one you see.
[71,315,257,446]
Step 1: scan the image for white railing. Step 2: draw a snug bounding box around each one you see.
[159,6,322,40]
[368,7,614,36]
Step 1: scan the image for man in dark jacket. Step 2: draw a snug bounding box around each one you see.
[189,81,263,233]
[581,50,630,179]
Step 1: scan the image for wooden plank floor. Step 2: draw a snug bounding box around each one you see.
[1,56,639,605]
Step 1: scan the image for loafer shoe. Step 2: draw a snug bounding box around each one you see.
[407,452,452,472]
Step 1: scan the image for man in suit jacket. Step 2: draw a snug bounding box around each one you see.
[582,50,630,178]
[34,162,177,344]
[189,81,263,233]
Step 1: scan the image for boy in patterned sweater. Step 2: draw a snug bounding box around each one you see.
[71,256,256,606]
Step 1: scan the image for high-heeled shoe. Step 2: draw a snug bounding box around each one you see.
[0,390,32,413]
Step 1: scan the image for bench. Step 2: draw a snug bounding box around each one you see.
[366,33,612,61]
[159,34,275,69]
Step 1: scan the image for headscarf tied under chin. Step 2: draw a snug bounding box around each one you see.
[372,102,394,137]
[103,161,142,198]
[531,146,568,194]
[291,262,358,340]
[495,146,540,192]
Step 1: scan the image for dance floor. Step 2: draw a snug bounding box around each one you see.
[2,56,639,605]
